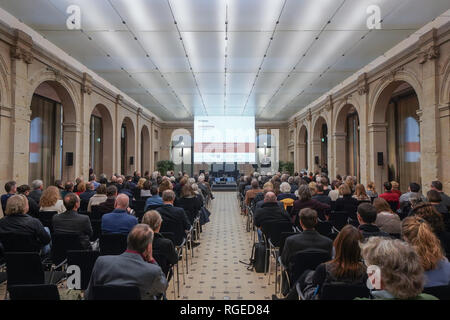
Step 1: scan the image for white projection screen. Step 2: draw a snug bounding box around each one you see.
[194,116,255,163]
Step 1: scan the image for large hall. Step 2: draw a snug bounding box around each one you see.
[0,0,449,308]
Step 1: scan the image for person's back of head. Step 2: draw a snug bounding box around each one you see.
[142,210,162,232]
[409,182,421,193]
[427,190,442,203]
[298,184,311,201]
[127,224,154,254]
[17,184,31,195]
[251,179,259,189]
[299,208,317,230]
[143,180,152,190]
[373,197,393,213]
[64,181,74,192]
[4,181,16,194]
[63,193,79,211]
[150,185,159,196]
[339,183,351,196]
[431,180,443,192]
[315,183,324,194]
[106,185,118,198]
[280,182,291,194]
[5,194,28,215]
[162,190,175,203]
[330,225,364,278]
[263,191,277,203]
[31,180,43,191]
[89,174,96,182]
[410,202,445,234]
[96,184,107,195]
[115,194,129,210]
[357,203,377,224]
[383,181,392,192]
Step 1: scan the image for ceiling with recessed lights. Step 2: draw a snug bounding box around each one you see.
[0,0,449,121]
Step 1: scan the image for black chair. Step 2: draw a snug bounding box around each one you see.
[320,283,371,300]
[91,285,141,300]
[38,211,58,232]
[132,199,147,221]
[66,250,100,291]
[49,233,84,267]
[160,220,186,247]
[90,206,103,220]
[287,250,331,289]
[79,199,89,212]
[387,201,399,213]
[5,252,64,288]
[278,232,300,256]
[8,284,60,300]
[348,217,359,227]
[90,219,102,241]
[328,211,348,231]
[423,285,450,300]
[0,233,41,253]
[316,221,333,237]
[99,233,127,255]
[146,204,163,211]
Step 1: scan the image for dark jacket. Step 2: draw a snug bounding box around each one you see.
[153,232,178,276]
[26,195,40,218]
[358,224,389,239]
[95,197,116,216]
[156,204,191,232]
[292,199,331,222]
[312,194,332,207]
[254,202,292,228]
[281,230,333,268]
[174,196,202,224]
[334,195,359,219]
[29,189,42,205]
[52,210,93,249]
[79,190,96,203]
[0,213,50,248]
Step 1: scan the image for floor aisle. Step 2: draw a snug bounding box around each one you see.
[179,191,273,300]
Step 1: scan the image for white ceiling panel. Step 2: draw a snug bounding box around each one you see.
[181,32,225,72]
[164,73,198,95]
[131,72,173,94]
[225,95,248,108]
[195,73,224,94]
[170,0,226,31]
[179,94,204,108]
[226,73,257,95]
[203,95,224,108]
[228,0,284,31]
[252,73,289,94]
[227,31,272,72]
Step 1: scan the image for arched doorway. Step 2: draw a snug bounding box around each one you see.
[90,104,113,177]
[121,117,135,175]
[334,104,360,180]
[171,129,193,176]
[298,125,308,171]
[312,116,328,173]
[29,81,77,186]
[256,133,278,174]
[140,125,151,175]
[372,80,421,192]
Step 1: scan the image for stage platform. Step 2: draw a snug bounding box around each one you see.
[211,182,237,192]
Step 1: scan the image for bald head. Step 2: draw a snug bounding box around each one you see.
[115,193,129,210]
[264,191,277,203]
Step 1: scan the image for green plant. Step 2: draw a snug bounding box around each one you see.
[279,161,294,176]
[156,160,175,175]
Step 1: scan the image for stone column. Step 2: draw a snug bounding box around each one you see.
[357,74,370,186]
[332,131,346,177]
[80,72,93,179]
[368,122,388,193]
[115,95,122,175]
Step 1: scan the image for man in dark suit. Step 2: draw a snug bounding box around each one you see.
[85,224,168,300]
[95,185,118,216]
[156,190,191,233]
[254,192,292,228]
[281,208,333,269]
[52,193,93,249]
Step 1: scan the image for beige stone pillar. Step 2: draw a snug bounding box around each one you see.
[80,73,93,179]
[368,122,388,193]
[332,132,346,177]
[115,95,122,175]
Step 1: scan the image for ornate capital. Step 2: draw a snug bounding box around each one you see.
[81,72,93,95]
[357,73,369,95]
[116,94,123,105]
[10,29,33,64]
[306,109,312,122]
[418,28,440,64]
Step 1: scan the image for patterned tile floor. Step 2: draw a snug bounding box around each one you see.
[0,191,275,300]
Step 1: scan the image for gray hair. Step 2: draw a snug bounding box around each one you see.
[127,224,154,253]
[280,182,291,193]
[188,178,196,185]
[31,179,43,190]
[142,210,162,232]
[298,185,312,201]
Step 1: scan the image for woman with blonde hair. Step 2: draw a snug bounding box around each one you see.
[402,216,450,287]
[373,197,401,234]
[75,182,86,196]
[345,176,355,194]
[40,186,66,214]
[353,184,371,202]
[390,180,402,197]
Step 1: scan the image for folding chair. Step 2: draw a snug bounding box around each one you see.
[91,285,141,300]
[8,284,60,300]
[90,219,102,241]
[0,233,41,253]
[99,233,128,255]
[328,211,349,231]
[132,199,147,222]
[320,283,371,300]
[161,231,185,298]
[38,211,58,232]
[66,250,100,291]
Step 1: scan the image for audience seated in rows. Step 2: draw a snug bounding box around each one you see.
[254,192,291,232]
[85,224,168,300]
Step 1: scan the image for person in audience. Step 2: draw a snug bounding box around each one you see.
[245,179,263,207]
[87,184,108,213]
[308,181,317,197]
[101,193,137,234]
[312,184,332,206]
[292,185,330,222]
[17,184,39,218]
[344,176,355,194]
[402,216,450,287]
[95,185,118,216]
[54,180,64,195]
[366,182,378,199]
[191,183,205,205]
[29,179,44,205]
[116,176,124,191]
[1,181,17,214]
[357,202,389,239]
[410,202,450,258]
[142,210,178,276]
[75,181,86,196]
[80,182,96,209]
[373,197,401,235]
[0,194,51,254]
[119,181,134,205]
[390,181,402,197]
[328,180,341,202]
[321,177,330,196]
[140,180,152,198]
[134,178,147,200]
[174,184,202,225]
[378,182,400,210]
[281,208,333,270]
[40,186,66,214]
[61,181,74,199]
[427,189,449,218]
[254,192,292,241]
[156,190,191,234]
[353,184,371,203]
[277,182,297,210]
[174,176,188,198]
[358,237,437,300]
[52,193,93,249]
[334,183,359,219]
[89,174,100,190]
[145,186,163,211]
[85,224,168,300]
[400,182,426,208]
[158,179,173,196]
[299,225,367,300]
[431,180,450,211]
